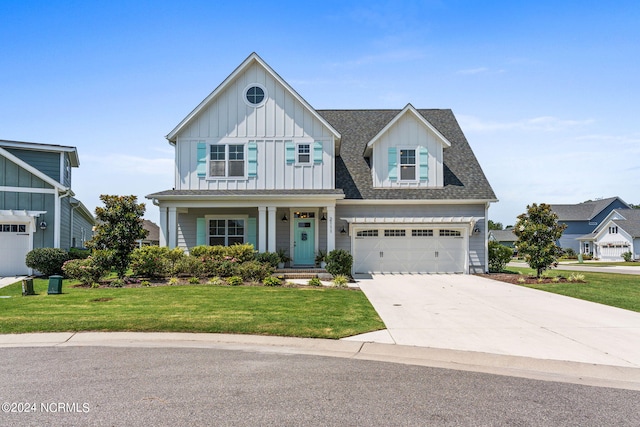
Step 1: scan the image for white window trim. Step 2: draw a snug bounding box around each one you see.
[207,143,247,180]
[398,146,418,182]
[243,83,268,108]
[204,215,249,246]
[295,142,312,166]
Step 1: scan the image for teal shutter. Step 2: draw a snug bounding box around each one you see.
[313,141,323,164]
[388,147,397,181]
[196,142,207,177]
[196,218,207,246]
[285,142,295,164]
[246,218,257,249]
[248,142,258,177]
[419,146,429,180]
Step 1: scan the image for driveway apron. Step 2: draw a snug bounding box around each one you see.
[355,274,640,368]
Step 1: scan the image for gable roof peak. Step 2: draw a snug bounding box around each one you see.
[165,52,340,143]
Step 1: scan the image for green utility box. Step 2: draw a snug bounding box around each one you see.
[47,275,63,295]
[578,253,583,264]
[22,278,35,296]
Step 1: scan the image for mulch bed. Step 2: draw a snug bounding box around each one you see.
[475,273,581,285]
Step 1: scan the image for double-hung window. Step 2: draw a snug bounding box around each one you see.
[297,144,311,164]
[209,144,245,177]
[399,149,416,181]
[209,219,245,246]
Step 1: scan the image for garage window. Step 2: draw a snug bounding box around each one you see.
[412,229,433,237]
[356,230,379,237]
[384,229,406,237]
[440,229,461,237]
[1,224,25,233]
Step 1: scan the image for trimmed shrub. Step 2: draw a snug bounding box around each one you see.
[225,243,256,263]
[325,249,353,277]
[173,256,205,277]
[25,248,70,276]
[190,245,227,260]
[488,241,513,273]
[227,275,243,286]
[263,276,281,287]
[622,251,633,262]
[255,251,281,268]
[130,246,171,278]
[238,260,273,282]
[69,247,91,259]
[62,257,108,286]
[308,277,322,287]
[332,274,349,288]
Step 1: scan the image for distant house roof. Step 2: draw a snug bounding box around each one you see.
[142,220,160,243]
[489,229,517,242]
[611,209,640,238]
[317,109,497,201]
[551,197,629,221]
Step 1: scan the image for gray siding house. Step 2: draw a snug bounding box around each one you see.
[551,197,630,252]
[0,140,94,276]
[147,53,497,274]
[578,209,640,260]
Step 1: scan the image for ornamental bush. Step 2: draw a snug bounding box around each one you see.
[25,248,70,276]
[130,246,171,278]
[488,241,513,272]
[255,251,281,268]
[62,257,109,286]
[622,251,633,262]
[325,249,353,277]
[237,260,273,282]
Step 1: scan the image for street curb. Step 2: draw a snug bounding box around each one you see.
[1,332,639,390]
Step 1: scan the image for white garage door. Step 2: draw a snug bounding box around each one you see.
[0,223,31,276]
[353,228,466,274]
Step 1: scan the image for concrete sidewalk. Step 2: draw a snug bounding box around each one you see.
[0,276,25,289]
[352,274,640,369]
[1,331,639,390]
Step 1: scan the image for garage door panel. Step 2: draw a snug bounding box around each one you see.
[353,227,466,274]
[0,224,30,276]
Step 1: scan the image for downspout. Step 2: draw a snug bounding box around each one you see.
[55,188,71,249]
[70,201,80,249]
[485,201,490,273]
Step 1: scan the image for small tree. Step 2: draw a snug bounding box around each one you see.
[488,220,504,231]
[514,203,566,278]
[87,195,148,279]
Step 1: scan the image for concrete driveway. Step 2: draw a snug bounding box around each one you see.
[352,274,640,368]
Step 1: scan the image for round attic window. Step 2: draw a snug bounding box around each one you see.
[244,85,266,107]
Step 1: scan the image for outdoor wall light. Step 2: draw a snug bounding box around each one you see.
[281,214,288,223]
[320,212,327,222]
[340,226,346,234]
[39,221,47,231]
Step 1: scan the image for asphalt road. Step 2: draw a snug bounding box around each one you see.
[1,346,638,426]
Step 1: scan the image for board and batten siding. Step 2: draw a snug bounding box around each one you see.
[174,62,335,191]
[334,203,486,273]
[371,114,444,188]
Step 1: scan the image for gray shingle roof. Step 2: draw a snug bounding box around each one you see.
[551,197,626,221]
[317,109,497,201]
[612,209,640,238]
[489,229,517,242]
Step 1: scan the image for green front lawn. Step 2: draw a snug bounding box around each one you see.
[0,279,384,338]
[507,267,640,312]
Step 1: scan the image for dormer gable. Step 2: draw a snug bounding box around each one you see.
[363,104,451,188]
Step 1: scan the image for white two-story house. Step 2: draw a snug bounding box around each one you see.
[147,53,497,274]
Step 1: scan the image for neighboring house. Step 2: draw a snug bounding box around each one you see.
[551,197,630,252]
[488,228,517,248]
[578,209,640,260]
[138,219,160,246]
[0,139,95,276]
[147,53,497,274]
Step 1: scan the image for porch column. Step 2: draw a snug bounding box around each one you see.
[326,205,335,252]
[267,206,277,252]
[158,206,167,247]
[167,206,177,249]
[258,206,267,253]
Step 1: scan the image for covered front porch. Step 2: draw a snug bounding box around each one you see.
[149,190,344,267]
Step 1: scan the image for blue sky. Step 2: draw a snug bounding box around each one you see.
[2,0,638,226]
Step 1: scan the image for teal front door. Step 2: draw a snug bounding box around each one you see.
[294,218,315,265]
